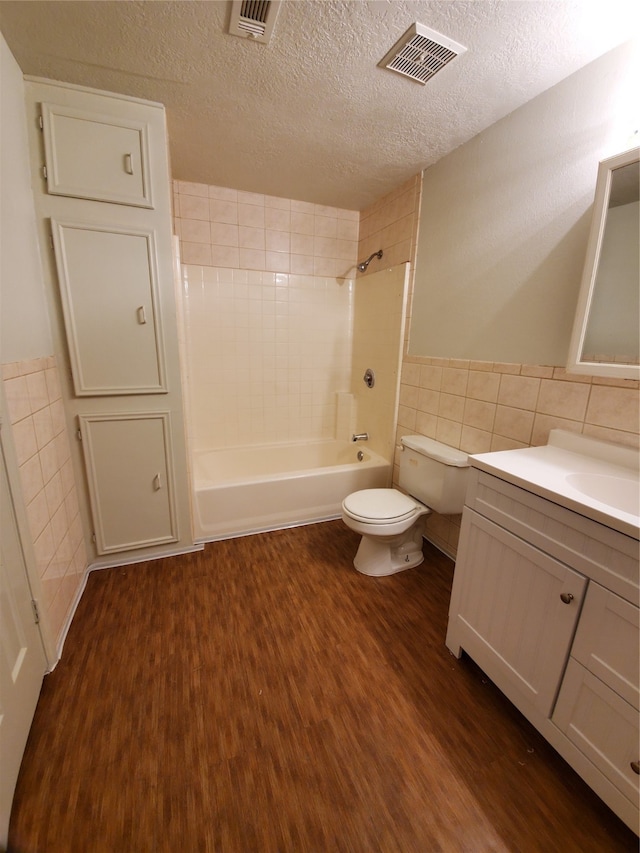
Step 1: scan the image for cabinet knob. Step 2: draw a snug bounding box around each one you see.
[631,761,640,775]
[560,592,574,604]
[124,152,134,175]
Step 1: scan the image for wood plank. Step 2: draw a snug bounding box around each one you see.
[8,521,637,852]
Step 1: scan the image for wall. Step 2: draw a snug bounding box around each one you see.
[174,181,358,450]
[0,35,86,652]
[410,40,640,366]
[351,264,410,462]
[357,48,640,560]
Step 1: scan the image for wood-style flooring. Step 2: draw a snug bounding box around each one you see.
[8,521,637,852]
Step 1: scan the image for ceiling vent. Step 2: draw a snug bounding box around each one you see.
[228,0,281,44]
[379,22,467,85]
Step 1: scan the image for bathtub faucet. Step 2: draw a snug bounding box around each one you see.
[352,433,369,442]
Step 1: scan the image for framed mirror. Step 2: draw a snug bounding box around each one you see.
[567,146,639,380]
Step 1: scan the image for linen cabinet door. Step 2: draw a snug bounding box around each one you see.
[78,413,178,555]
[446,509,587,716]
[40,103,153,207]
[52,221,167,395]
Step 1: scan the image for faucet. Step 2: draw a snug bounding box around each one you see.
[352,433,369,442]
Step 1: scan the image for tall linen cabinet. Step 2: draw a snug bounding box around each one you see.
[24,78,194,563]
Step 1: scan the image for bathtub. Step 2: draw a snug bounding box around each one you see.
[193,440,391,541]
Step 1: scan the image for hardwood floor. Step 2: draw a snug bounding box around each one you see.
[9,521,637,852]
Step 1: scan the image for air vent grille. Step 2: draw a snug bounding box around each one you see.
[229,0,281,43]
[379,23,466,85]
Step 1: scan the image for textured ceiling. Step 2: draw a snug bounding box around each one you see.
[0,0,637,210]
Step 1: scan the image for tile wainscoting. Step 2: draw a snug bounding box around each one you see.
[397,356,640,558]
[2,356,87,649]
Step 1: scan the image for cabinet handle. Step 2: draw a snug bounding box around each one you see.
[153,473,162,491]
[137,305,147,325]
[560,592,574,604]
[124,153,134,175]
[631,761,640,775]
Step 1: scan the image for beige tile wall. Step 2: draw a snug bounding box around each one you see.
[358,173,640,560]
[2,357,87,647]
[174,181,359,278]
[182,265,353,449]
[358,175,422,277]
[398,359,640,557]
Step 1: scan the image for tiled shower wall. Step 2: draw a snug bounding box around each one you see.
[358,176,640,559]
[173,181,359,449]
[2,357,87,647]
[182,266,353,449]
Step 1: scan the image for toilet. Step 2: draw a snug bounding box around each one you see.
[341,435,470,576]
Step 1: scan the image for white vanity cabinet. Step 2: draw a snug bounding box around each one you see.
[447,460,639,832]
[447,508,587,717]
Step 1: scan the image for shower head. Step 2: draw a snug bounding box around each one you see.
[357,249,383,272]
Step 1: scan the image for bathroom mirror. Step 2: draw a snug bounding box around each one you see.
[567,146,640,379]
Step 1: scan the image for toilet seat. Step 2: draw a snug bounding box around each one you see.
[342,489,422,524]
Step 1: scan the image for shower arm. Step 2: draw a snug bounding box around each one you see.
[357,249,383,272]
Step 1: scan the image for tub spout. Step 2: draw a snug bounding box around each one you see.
[352,433,369,442]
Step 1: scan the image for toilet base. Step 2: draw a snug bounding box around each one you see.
[352,519,426,577]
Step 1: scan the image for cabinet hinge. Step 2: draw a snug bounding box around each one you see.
[38,114,43,131]
[31,599,40,624]
[42,164,48,180]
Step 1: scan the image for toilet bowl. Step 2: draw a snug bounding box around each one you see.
[341,436,469,577]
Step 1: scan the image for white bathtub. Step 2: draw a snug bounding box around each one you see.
[193,440,391,541]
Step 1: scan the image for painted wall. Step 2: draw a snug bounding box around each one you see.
[410,40,639,366]
[0,35,52,362]
[0,34,86,651]
[357,46,640,559]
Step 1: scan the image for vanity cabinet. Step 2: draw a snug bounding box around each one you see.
[447,509,587,717]
[447,466,639,832]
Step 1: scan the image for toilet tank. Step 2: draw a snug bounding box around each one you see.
[399,435,470,514]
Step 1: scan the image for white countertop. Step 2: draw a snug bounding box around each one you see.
[469,430,640,539]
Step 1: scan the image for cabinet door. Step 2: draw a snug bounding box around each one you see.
[553,659,639,805]
[79,413,178,554]
[570,583,639,709]
[41,103,153,207]
[447,509,587,716]
[52,220,167,395]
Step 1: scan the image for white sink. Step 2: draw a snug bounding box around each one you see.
[470,429,640,538]
[565,472,640,516]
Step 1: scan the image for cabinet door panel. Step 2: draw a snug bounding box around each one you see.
[52,221,167,395]
[570,583,639,709]
[448,509,587,716]
[79,413,178,554]
[41,103,153,207]
[553,659,639,805]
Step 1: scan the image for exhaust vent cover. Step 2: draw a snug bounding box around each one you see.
[229,0,281,44]
[379,22,466,85]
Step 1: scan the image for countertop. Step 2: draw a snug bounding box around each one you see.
[469,430,640,540]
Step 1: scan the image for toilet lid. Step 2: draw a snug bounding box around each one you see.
[342,489,420,523]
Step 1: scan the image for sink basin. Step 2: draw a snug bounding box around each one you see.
[565,472,640,516]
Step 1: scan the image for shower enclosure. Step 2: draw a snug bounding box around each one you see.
[173,184,409,540]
